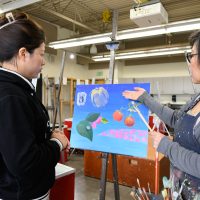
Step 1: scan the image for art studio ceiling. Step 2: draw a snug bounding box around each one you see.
[2,0,200,64]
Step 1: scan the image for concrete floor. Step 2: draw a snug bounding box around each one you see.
[66,153,132,200]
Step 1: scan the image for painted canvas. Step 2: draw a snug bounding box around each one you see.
[71,83,150,158]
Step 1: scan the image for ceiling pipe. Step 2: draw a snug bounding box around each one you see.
[40,6,99,34]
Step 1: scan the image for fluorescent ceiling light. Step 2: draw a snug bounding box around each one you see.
[116,26,166,40]
[0,0,42,14]
[49,18,200,49]
[49,33,111,49]
[92,46,191,62]
[166,18,200,33]
[117,18,200,40]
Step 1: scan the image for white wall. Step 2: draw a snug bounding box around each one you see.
[86,68,109,80]
[42,27,88,80]
[87,60,125,83]
[42,51,88,79]
[42,50,88,80]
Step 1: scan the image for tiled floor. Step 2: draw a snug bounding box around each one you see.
[67,153,131,200]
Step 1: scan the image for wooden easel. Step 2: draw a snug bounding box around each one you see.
[52,51,66,131]
[99,10,120,200]
[52,51,67,163]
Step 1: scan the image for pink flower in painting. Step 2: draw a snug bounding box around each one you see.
[124,136,129,140]
[135,138,140,143]
[141,137,147,143]
[101,132,107,136]
[95,116,102,124]
[129,136,134,142]
[114,131,123,139]
[91,122,97,128]
[138,130,146,137]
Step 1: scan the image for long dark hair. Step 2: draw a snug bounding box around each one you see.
[0,13,45,62]
[189,30,200,64]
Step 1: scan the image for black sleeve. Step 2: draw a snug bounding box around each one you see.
[0,95,60,178]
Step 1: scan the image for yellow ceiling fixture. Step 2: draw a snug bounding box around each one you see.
[102,9,111,23]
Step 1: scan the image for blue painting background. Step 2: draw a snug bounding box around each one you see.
[71,83,150,158]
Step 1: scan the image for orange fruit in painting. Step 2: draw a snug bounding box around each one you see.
[113,110,123,121]
[124,116,135,127]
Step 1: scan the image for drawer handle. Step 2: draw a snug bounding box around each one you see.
[129,159,138,166]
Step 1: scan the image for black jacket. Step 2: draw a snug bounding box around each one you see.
[0,68,60,199]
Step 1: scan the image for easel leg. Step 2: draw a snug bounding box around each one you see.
[99,153,120,200]
[112,154,120,200]
[69,148,76,157]
[99,153,109,200]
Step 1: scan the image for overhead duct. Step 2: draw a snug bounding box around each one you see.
[130,0,168,27]
[0,0,42,14]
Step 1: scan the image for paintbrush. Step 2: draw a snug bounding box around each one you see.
[130,191,137,200]
[147,182,151,194]
[135,192,142,200]
[132,103,159,194]
[136,178,146,200]
[142,187,150,200]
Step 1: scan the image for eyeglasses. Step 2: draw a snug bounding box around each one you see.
[185,52,198,63]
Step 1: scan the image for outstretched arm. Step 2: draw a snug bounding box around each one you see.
[122,87,146,101]
[123,87,178,128]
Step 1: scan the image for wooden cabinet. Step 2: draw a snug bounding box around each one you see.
[135,77,163,94]
[69,78,77,118]
[149,78,163,94]
[183,77,194,94]
[84,136,170,193]
[60,78,77,120]
[162,77,183,94]
[61,78,105,119]
[183,77,200,94]
[43,77,80,122]
[60,78,87,120]
[88,78,105,84]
